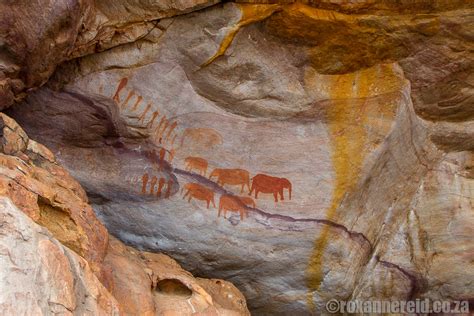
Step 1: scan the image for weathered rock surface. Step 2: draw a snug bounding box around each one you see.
[0,113,250,315]
[0,197,121,315]
[0,196,249,315]
[3,0,474,315]
[105,236,249,315]
[0,0,219,110]
[0,112,108,274]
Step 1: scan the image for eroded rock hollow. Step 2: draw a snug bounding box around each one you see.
[1,0,473,315]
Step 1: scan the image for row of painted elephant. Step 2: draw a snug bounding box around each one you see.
[182,182,255,220]
[184,156,292,202]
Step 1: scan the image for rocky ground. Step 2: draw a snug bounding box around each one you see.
[1,0,473,315]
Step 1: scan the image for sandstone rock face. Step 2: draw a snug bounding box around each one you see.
[4,0,474,315]
[0,0,219,110]
[104,236,249,315]
[0,113,250,315]
[0,197,121,315]
[0,197,249,315]
[0,112,108,274]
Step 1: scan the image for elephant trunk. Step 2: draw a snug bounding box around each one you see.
[288,183,292,200]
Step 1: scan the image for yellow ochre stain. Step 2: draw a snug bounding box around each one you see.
[199,2,404,309]
[202,4,281,67]
[305,64,402,310]
[202,3,354,67]
[202,3,379,68]
[286,2,355,22]
[202,2,437,70]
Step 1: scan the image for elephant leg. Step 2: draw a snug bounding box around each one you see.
[280,189,284,201]
[255,189,259,199]
[211,199,216,208]
[240,184,244,193]
[206,200,210,208]
[273,192,278,202]
[188,196,192,202]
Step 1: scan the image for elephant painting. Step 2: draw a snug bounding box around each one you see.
[185,157,208,176]
[209,168,250,193]
[183,182,216,209]
[218,195,248,220]
[250,174,292,202]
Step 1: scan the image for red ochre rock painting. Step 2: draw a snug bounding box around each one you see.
[111,78,179,151]
[141,173,174,198]
[209,168,250,193]
[185,157,208,176]
[180,127,223,151]
[182,183,216,209]
[112,79,293,224]
[218,195,256,221]
[250,174,292,202]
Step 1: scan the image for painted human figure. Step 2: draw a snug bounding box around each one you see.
[141,173,149,194]
[157,177,166,197]
[165,179,173,198]
[149,176,157,194]
[159,148,166,171]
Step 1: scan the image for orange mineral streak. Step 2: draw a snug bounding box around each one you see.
[286,2,354,23]
[202,4,282,67]
[202,3,361,68]
[305,63,402,309]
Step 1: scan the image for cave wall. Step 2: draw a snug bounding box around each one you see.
[3,1,474,315]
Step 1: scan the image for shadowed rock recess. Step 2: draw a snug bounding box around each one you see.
[1,0,473,315]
